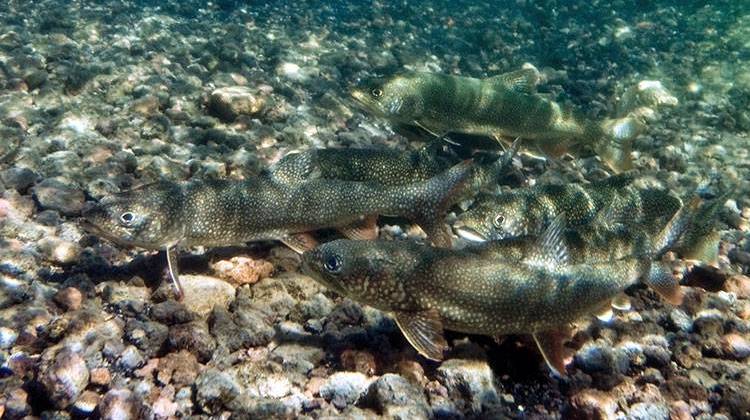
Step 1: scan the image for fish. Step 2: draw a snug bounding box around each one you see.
[453,174,682,243]
[302,209,687,376]
[81,161,471,299]
[352,67,676,171]
[266,139,520,212]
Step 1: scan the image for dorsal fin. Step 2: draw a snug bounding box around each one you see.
[524,214,569,270]
[488,66,540,94]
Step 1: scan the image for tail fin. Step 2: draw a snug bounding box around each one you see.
[675,188,730,265]
[411,160,473,247]
[595,116,645,173]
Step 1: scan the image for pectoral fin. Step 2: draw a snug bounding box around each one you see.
[533,328,572,376]
[489,66,540,94]
[611,293,632,311]
[339,215,379,240]
[524,214,569,270]
[281,232,319,254]
[644,262,683,305]
[394,309,448,361]
[165,245,184,301]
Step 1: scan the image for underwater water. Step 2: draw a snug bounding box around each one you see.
[0,0,749,418]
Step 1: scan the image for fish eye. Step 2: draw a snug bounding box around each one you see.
[120,212,136,226]
[324,255,342,273]
[492,214,505,228]
[371,88,383,98]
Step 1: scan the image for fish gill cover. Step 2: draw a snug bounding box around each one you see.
[0,0,749,418]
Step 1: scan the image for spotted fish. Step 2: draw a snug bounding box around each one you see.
[302,210,688,375]
[352,67,676,171]
[453,174,681,243]
[81,161,471,299]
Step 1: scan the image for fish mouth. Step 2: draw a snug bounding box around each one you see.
[453,224,489,243]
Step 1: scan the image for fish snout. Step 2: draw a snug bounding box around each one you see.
[452,221,489,243]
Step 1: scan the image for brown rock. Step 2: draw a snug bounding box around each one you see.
[211,256,274,286]
[157,350,200,386]
[54,287,83,311]
[725,275,750,299]
[208,86,265,121]
[568,389,618,419]
[670,400,691,420]
[396,360,427,386]
[90,367,111,386]
[340,349,377,376]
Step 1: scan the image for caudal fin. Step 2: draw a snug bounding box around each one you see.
[412,160,473,247]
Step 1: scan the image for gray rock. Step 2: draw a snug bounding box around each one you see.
[209,306,274,352]
[668,308,693,332]
[41,349,90,409]
[32,177,85,215]
[319,372,371,409]
[208,86,265,122]
[627,402,670,420]
[117,345,145,371]
[41,151,83,177]
[575,341,628,375]
[0,167,37,191]
[194,368,242,415]
[179,275,236,317]
[271,343,325,376]
[0,326,18,349]
[436,359,499,413]
[364,374,430,419]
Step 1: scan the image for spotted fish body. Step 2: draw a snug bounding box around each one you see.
[266,141,519,200]
[83,162,470,250]
[352,69,597,146]
[454,174,682,243]
[302,235,681,374]
[266,144,451,186]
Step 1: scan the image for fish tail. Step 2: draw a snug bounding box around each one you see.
[412,160,473,247]
[594,117,645,173]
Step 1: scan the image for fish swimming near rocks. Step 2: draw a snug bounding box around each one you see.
[302,206,690,375]
[454,175,726,265]
[352,66,677,171]
[81,161,471,299]
[453,174,682,242]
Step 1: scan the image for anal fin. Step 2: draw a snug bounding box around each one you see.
[339,215,379,240]
[644,262,683,305]
[533,328,573,376]
[394,309,448,361]
[281,232,319,254]
[166,245,184,301]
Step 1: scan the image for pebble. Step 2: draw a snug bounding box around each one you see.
[32,177,86,215]
[179,275,236,317]
[53,287,83,311]
[208,86,265,121]
[98,389,140,420]
[38,238,82,265]
[436,359,499,413]
[720,334,750,359]
[668,308,693,332]
[2,388,31,418]
[156,350,200,386]
[194,368,242,415]
[0,326,19,349]
[0,167,37,191]
[168,321,217,363]
[41,349,90,408]
[90,367,112,386]
[340,349,377,375]
[724,275,750,299]
[363,374,430,419]
[628,402,670,420]
[118,345,146,370]
[72,390,100,416]
[319,372,371,408]
[568,389,618,419]
[211,256,274,286]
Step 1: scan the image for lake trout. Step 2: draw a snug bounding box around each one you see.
[81,162,470,299]
[352,66,677,171]
[302,210,687,375]
[453,174,681,243]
